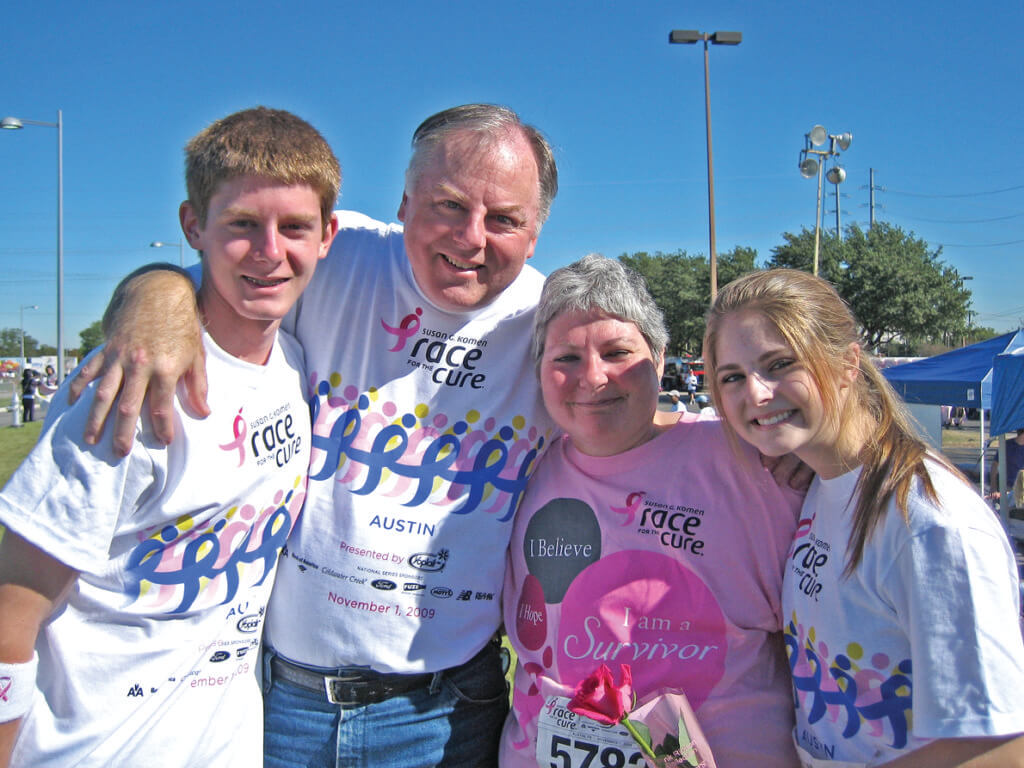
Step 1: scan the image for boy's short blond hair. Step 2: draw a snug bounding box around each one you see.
[185,107,340,229]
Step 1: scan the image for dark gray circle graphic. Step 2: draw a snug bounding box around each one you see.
[523,498,601,602]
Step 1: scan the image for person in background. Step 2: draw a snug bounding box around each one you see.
[37,364,59,401]
[501,254,804,768]
[667,388,685,412]
[0,106,338,767]
[988,428,1024,509]
[951,405,967,428]
[20,370,37,423]
[685,368,698,404]
[704,268,1024,767]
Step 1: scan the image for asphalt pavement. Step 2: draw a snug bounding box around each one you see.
[0,398,50,429]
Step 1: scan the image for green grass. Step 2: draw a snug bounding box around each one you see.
[0,421,43,488]
[0,374,50,488]
[0,419,44,542]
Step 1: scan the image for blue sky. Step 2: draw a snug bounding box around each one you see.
[2,0,1022,349]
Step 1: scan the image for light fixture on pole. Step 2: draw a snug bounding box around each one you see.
[2,111,64,382]
[669,28,742,302]
[798,125,851,276]
[150,240,185,267]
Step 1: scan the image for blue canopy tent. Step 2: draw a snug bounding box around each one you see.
[884,330,1024,412]
[883,329,1024,525]
[991,348,1024,435]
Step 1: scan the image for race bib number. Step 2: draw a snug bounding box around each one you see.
[536,696,646,768]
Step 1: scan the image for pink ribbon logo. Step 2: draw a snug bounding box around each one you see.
[219,408,247,466]
[381,308,423,351]
[610,490,645,526]
[0,677,11,702]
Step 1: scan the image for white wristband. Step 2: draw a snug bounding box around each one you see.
[0,653,38,722]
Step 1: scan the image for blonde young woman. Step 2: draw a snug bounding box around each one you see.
[704,268,1024,768]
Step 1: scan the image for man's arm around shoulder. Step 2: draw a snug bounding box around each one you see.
[69,264,209,455]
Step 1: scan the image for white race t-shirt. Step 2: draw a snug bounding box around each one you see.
[0,331,309,767]
[785,462,1024,767]
[266,211,556,674]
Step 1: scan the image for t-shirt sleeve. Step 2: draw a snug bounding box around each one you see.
[283,210,367,337]
[0,388,157,574]
[883,520,1024,737]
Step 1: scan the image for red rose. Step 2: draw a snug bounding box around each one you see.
[568,664,634,726]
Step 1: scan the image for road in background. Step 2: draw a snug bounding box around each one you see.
[0,378,50,429]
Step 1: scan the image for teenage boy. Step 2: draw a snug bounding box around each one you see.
[0,106,339,767]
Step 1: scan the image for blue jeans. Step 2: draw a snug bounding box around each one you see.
[262,641,508,767]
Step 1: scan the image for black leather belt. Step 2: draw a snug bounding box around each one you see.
[270,655,435,708]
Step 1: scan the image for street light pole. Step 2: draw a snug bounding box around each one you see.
[669,29,742,302]
[813,157,825,276]
[150,240,185,267]
[19,304,38,368]
[826,165,847,240]
[2,110,65,382]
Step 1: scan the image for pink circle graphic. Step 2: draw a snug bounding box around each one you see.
[515,573,548,651]
[557,549,726,709]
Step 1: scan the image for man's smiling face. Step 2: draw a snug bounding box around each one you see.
[397,128,540,312]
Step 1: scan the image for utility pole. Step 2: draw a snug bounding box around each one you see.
[869,168,876,228]
[865,168,885,228]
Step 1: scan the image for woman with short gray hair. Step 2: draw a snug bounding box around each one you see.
[531,253,668,368]
[500,253,803,767]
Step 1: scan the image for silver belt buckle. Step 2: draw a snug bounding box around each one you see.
[323,676,350,706]
[323,671,379,706]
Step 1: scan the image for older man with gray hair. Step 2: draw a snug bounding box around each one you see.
[73,104,558,767]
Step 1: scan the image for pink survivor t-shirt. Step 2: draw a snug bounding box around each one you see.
[500,413,803,768]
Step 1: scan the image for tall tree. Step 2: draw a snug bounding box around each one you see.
[620,247,758,355]
[767,223,970,351]
[79,321,105,357]
[0,328,41,357]
[619,250,704,355]
[766,227,845,283]
[716,245,759,290]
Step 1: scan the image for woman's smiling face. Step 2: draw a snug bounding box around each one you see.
[713,308,849,476]
[539,308,663,457]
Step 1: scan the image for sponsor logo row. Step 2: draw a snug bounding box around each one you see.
[367,579,493,601]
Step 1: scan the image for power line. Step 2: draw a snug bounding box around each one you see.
[980,305,1024,321]
[899,211,1024,224]
[886,184,1024,199]
[936,239,1024,248]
